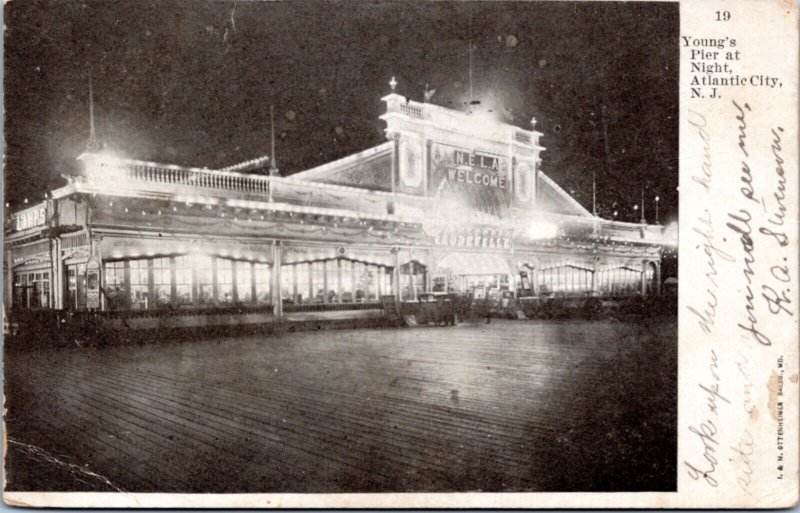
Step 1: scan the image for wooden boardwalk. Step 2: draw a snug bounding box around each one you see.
[4,318,676,493]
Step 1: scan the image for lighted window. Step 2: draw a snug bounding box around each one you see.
[174,256,192,305]
[153,257,171,307]
[295,263,309,304]
[371,266,381,300]
[312,261,326,303]
[66,266,77,309]
[340,259,353,303]
[281,263,295,303]
[399,261,425,301]
[548,266,593,295]
[104,261,126,310]
[217,258,234,304]
[498,274,509,291]
[38,272,50,309]
[383,267,393,297]
[129,259,149,310]
[15,271,52,309]
[18,273,33,309]
[236,261,253,303]
[194,255,214,305]
[538,268,548,295]
[646,263,657,294]
[12,274,24,309]
[597,266,642,297]
[400,274,414,301]
[254,263,271,304]
[67,263,88,310]
[371,266,380,301]
[353,262,367,302]
[326,260,339,303]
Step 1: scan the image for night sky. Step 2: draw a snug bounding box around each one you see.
[4,0,678,222]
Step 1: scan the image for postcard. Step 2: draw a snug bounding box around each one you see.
[2,0,797,508]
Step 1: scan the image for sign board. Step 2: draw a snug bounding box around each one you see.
[519,270,531,290]
[13,206,46,232]
[429,143,512,218]
[430,145,509,192]
[432,227,512,250]
[86,256,101,309]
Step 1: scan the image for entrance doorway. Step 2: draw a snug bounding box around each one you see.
[433,253,511,298]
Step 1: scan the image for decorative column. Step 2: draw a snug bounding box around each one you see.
[640,259,648,297]
[95,234,103,310]
[424,140,432,193]
[425,249,433,293]
[211,258,218,305]
[526,255,540,297]
[592,256,600,297]
[337,258,343,303]
[52,238,63,309]
[5,249,13,309]
[508,256,517,298]
[392,247,400,302]
[272,241,283,318]
[170,257,178,308]
[147,259,156,308]
[656,261,662,297]
[231,262,239,303]
[388,132,399,215]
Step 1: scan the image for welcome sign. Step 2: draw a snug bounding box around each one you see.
[451,150,508,189]
[431,143,510,191]
[428,143,513,217]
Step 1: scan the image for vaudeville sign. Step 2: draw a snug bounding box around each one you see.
[433,227,513,249]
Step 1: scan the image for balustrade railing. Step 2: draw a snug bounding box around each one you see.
[99,162,272,195]
[400,102,424,119]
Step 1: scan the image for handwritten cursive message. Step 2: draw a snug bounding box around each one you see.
[726,99,794,348]
[683,99,796,495]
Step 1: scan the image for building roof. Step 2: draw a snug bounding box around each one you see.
[290,142,393,192]
[537,173,593,218]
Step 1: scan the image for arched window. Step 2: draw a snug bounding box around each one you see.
[102,255,273,310]
[597,265,643,297]
[281,257,390,305]
[537,264,593,296]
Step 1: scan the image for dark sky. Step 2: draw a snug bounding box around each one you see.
[4,0,678,222]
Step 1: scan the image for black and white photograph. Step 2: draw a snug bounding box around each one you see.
[4,0,680,499]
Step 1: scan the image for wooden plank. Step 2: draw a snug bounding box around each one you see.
[5,318,677,492]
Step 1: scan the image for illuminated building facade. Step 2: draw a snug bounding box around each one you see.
[4,91,668,329]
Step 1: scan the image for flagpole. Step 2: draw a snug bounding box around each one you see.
[87,72,97,151]
[655,195,660,224]
[640,185,645,223]
[269,105,279,176]
[468,12,473,105]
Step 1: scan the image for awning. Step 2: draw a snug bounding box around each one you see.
[436,252,511,276]
[100,236,273,263]
[10,240,50,268]
[282,244,393,267]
